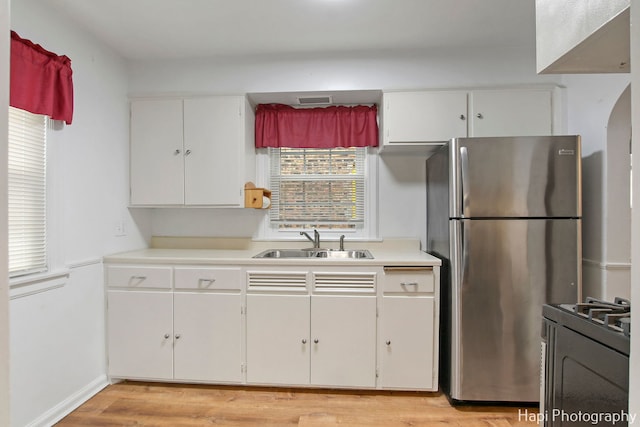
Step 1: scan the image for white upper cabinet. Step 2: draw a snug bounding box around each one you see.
[381,88,556,153]
[130,96,255,206]
[535,0,630,74]
[183,97,243,205]
[469,89,552,137]
[130,99,184,205]
[383,91,468,144]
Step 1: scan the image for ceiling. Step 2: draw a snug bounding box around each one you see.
[41,0,536,61]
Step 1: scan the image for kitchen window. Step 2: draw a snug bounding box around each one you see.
[8,106,47,277]
[267,147,376,239]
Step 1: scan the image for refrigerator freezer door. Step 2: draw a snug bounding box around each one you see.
[449,218,580,402]
[450,136,581,218]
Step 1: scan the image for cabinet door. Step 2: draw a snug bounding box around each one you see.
[130,99,184,205]
[246,294,310,385]
[469,90,552,137]
[380,296,435,390]
[310,295,377,388]
[107,291,173,379]
[173,293,242,383]
[183,97,243,205]
[384,91,467,143]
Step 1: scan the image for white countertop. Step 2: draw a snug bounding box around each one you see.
[103,237,441,267]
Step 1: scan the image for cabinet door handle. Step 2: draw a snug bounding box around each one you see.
[164,334,170,339]
[459,114,466,120]
[184,149,192,156]
[175,334,181,339]
[476,113,483,119]
[386,340,391,346]
[400,282,419,287]
[174,149,181,155]
[314,339,319,344]
[302,339,307,344]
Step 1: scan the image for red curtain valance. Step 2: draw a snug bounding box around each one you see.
[10,31,74,124]
[255,103,378,148]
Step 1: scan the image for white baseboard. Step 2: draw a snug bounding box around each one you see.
[26,375,109,427]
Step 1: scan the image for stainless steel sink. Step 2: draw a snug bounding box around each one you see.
[253,249,373,259]
[252,249,318,258]
[314,250,373,259]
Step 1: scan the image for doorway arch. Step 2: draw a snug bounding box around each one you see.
[602,84,631,299]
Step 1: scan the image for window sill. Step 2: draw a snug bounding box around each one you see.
[9,269,70,300]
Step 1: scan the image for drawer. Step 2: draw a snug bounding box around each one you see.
[382,267,434,294]
[106,265,172,289]
[174,267,242,290]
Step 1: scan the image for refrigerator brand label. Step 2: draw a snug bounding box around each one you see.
[558,149,575,156]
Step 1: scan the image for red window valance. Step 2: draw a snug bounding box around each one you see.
[255,103,378,148]
[10,31,74,124]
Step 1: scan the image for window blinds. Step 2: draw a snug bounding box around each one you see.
[8,106,47,277]
[269,147,365,229]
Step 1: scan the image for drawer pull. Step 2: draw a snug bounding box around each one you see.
[383,266,433,272]
[400,282,419,287]
[131,275,147,280]
[200,278,216,283]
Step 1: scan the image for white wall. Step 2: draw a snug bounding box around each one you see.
[629,3,639,423]
[9,1,150,425]
[1,0,11,424]
[562,74,631,299]
[130,46,562,242]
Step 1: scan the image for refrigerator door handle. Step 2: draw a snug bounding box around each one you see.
[460,146,469,217]
[449,219,465,397]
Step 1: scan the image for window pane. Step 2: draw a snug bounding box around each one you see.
[270,147,365,230]
[8,107,47,277]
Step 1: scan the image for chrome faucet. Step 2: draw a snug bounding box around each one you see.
[300,229,320,248]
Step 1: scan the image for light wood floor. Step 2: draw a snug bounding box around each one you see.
[56,381,539,426]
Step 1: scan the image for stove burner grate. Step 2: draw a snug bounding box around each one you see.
[572,296,631,338]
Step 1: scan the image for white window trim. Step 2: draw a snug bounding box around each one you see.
[254,147,380,242]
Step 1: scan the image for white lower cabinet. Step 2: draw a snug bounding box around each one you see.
[310,295,377,387]
[246,294,377,387]
[378,267,439,390]
[245,269,378,388]
[173,292,242,382]
[380,296,435,389]
[246,294,310,385]
[106,265,243,383]
[107,290,174,379]
[106,262,439,391]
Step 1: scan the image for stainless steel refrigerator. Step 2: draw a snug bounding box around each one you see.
[426,136,582,402]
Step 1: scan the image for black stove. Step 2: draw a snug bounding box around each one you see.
[541,297,631,426]
[552,296,631,353]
